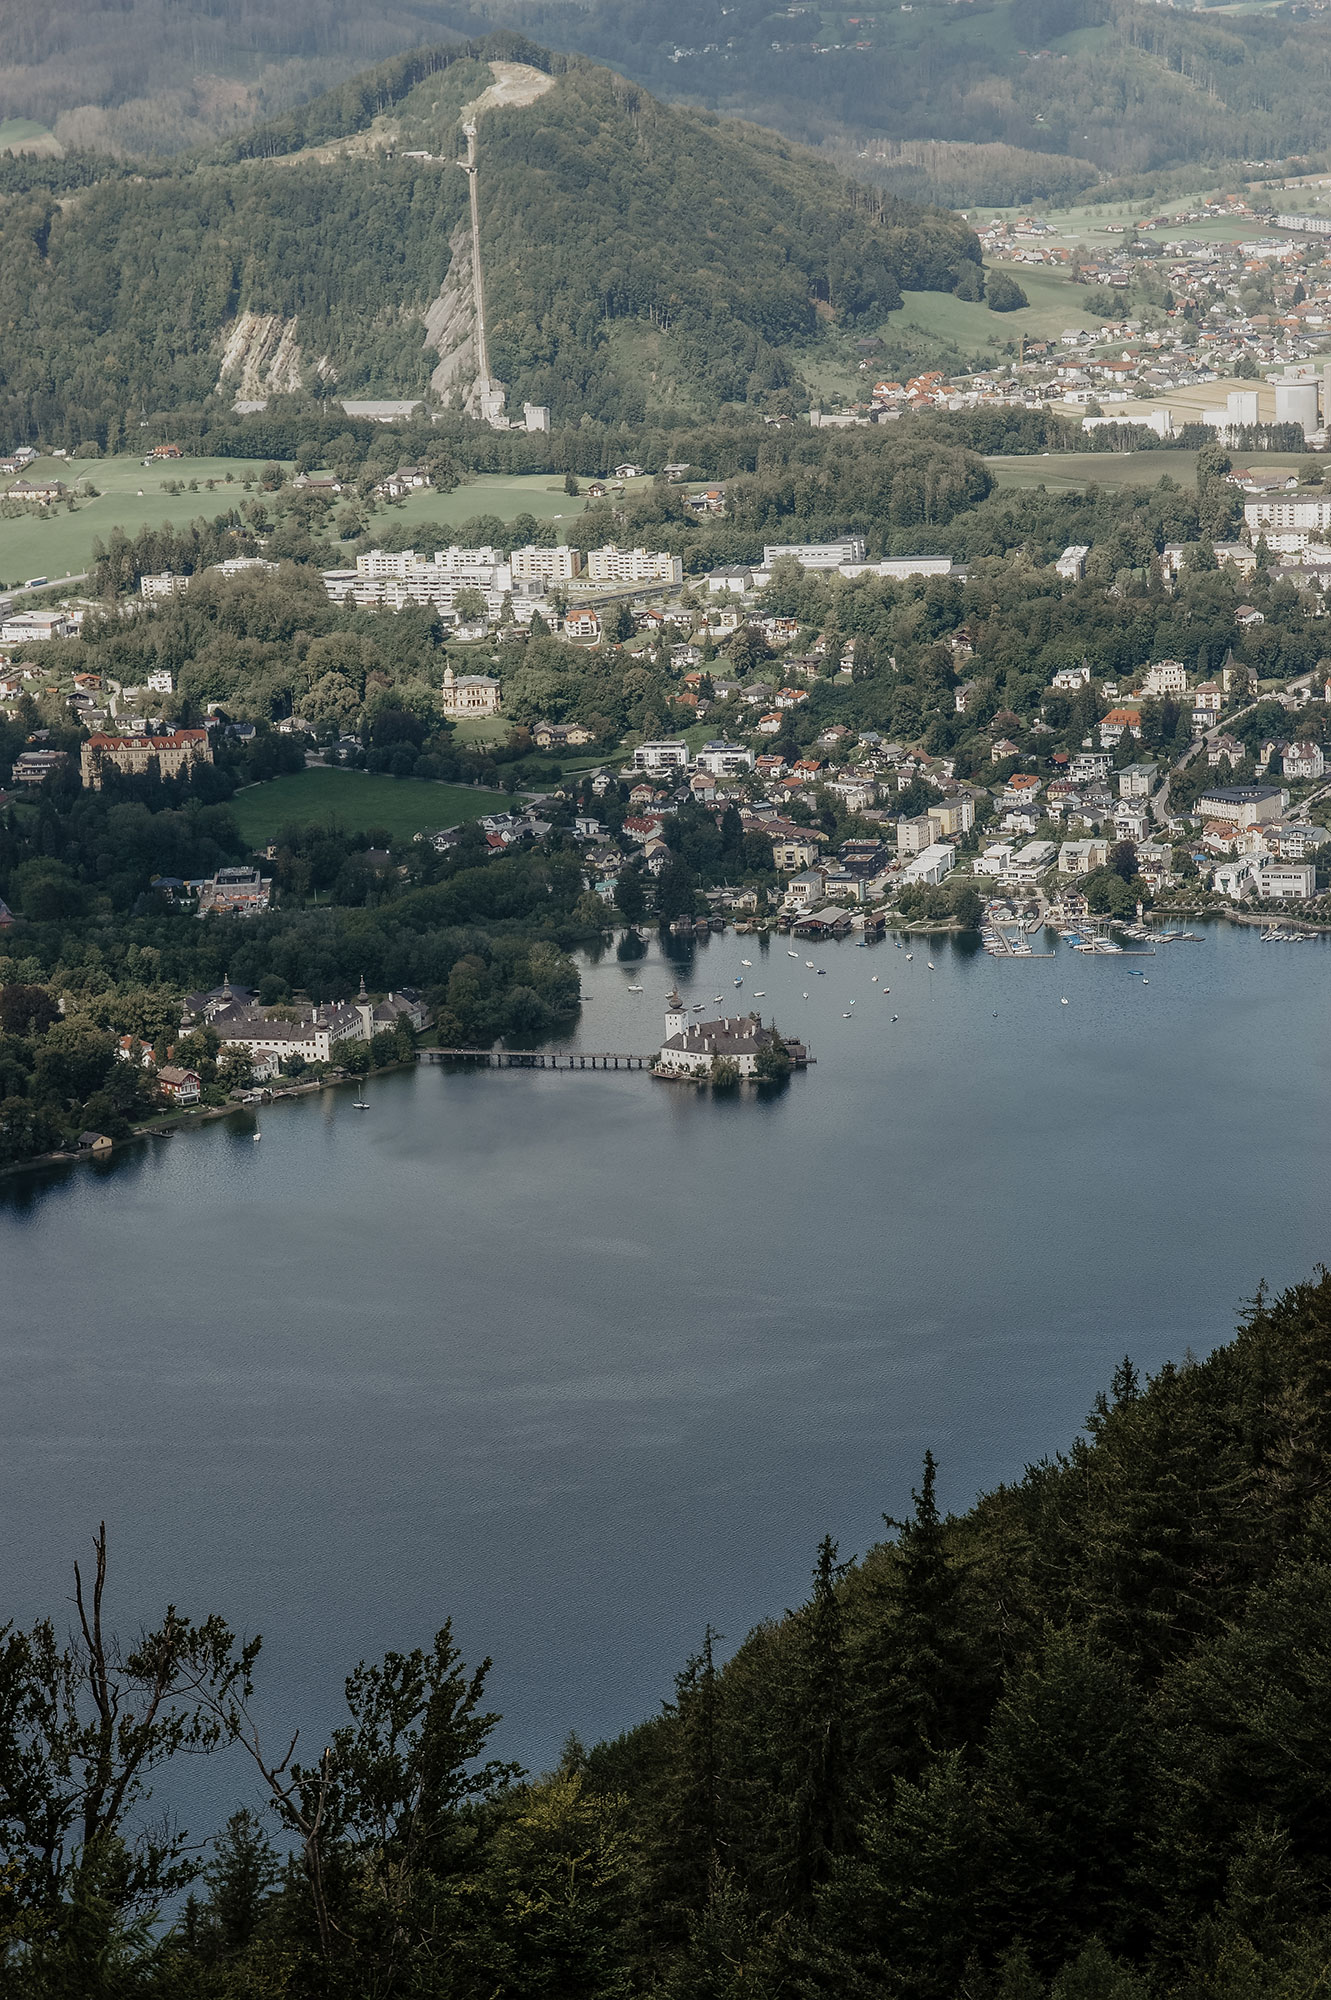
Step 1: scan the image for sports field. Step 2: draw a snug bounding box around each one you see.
[229,769,508,846]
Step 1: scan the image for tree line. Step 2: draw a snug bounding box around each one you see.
[7,1273,1331,1994]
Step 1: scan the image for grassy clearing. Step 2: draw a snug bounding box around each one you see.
[888,266,1105,359]
[229,769,507,846]
[987,449,1203,491]
[0,454,287,590]
[0,119,60,155]
[361,473,585,544]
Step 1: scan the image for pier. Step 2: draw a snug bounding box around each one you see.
[419,1049,652,1070]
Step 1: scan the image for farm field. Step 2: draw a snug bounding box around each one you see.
[986,449,1203,491]
[0,454,287,591]
[229,769,508,847]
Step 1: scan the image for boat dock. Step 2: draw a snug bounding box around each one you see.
[419,1049,652,1070]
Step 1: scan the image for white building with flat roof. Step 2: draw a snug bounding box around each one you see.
[902,841,955,885]
[763,537,867,569]
[585,546,683,586]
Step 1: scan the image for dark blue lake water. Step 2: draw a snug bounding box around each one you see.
[3,920,1328,1800]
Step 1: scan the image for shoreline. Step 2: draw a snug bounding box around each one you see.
[0,1065,407,1183]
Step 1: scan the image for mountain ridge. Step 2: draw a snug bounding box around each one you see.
[0,39,980,442]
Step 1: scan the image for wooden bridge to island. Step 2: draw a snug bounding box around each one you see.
[419,1048,654,1071]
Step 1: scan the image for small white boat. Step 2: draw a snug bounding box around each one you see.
[741,958,752,966]
[754,991,766,997]
[692,1002,706,1011]
[252,1129,262,1142]
[788,950,799,958]
[805,960,815,968]
[627,985,643,993]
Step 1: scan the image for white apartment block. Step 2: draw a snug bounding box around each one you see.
[632,739,690,773]
[585,546,684,586]
[1244,496,1331,535]
[510,544,582,585]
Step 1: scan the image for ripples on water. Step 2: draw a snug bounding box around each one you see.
[2,922,1326,1772]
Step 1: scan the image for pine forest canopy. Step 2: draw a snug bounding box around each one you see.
[0,39,979,443]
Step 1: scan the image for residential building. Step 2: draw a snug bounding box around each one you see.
[902,841,955,886]
[584,546,684,586]
[11,749,66,787]
[1058,838,1111,875]
[694,741,754,776]
[197,867,271,915]
[1004,840,1057,883]
[896,815,936,857]
[1099,707,1143,747]
[440,665,500,715]
[139,572,190,600]
[1070,751,1112,780]
[1142,659,1188,697]
[1052,664,1092,690]
[1056,544,1090,581]
[1118,762,1157,798]
[562,610,601,641]
[1283,740,1325,781]
[784,867,826,906]
[632,739,690,774]
[510,544,582,585]
[80,729,212,789]
[157,1066,202,1106]
[1255,861,1317,899]
[532,721,595,749]
[927,795,975,839]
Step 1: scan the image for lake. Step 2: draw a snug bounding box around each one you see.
[3,919,1329,1797]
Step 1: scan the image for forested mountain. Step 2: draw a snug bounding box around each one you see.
[481,0,1331,194]
[8,1270,1331,1993]
[0,40,978,440]
[6,0,1331,197]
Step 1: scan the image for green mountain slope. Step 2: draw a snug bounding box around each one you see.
[0,40,978,441]
[471,0,1331,198]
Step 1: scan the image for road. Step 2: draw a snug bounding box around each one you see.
[0,570,90,613]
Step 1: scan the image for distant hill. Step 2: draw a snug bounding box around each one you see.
[0,40,979,443]
[484,0,1331,197]
[4,0,1331,198]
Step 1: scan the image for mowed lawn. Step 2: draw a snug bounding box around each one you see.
[229,769,509,846]
[0,454,288,590]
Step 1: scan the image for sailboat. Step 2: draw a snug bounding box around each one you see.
[354,1081,369,1109]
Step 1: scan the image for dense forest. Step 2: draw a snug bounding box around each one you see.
[0,41,978,442]
[6,1271,1331,1994]
[8,0,1331,194]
